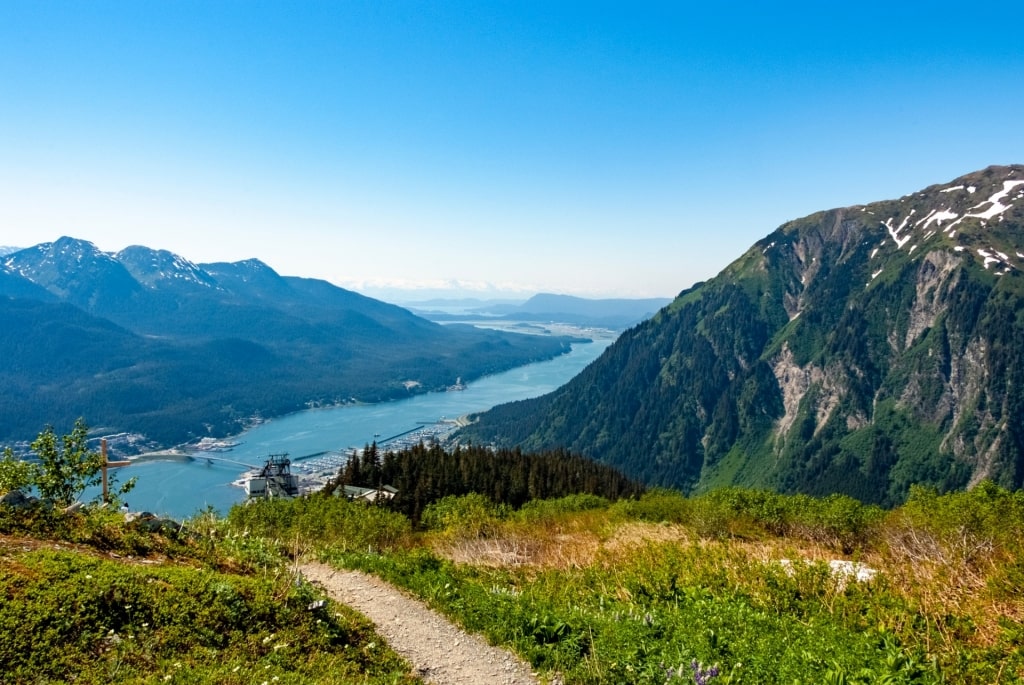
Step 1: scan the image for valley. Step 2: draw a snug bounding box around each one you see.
[0,239,581,449]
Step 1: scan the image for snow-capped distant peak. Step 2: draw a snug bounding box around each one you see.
[115,246,219,289]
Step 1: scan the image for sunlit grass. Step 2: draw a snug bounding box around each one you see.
[3,484,1022,683]
[324,487,1024,684]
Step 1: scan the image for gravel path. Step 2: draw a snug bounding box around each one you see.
[299,561,541,685]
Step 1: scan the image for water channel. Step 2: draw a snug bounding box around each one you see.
[114,336,614,519]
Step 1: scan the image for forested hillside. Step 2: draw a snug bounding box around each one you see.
[460,165,1024,504]
[0,238,571,447]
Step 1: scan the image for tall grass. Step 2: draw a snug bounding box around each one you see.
[319,485,1024,684]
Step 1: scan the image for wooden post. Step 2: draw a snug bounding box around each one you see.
[100,438,132,504]
[101,439,109,503]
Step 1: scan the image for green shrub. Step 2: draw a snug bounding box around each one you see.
[0,448,34,494]
[516,493,611,522]
[610,488,692,523]
[226,494,412,554]
[0,549,416,684]
[420,493,510,537]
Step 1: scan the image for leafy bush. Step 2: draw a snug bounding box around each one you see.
[225,494,413,554]
[611,488,885,552]
[887,481,1024,604]
[610,488,692,523]
[420,493,510,537]
[0,504,198,561]
[1,419,134,506]
[0,448,34,494]
[516,493,611,522]
[0,549,417,684]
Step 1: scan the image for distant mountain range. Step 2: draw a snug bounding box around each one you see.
[460,165,1024,504]
[406,293,672,329]
[0,238,572,448]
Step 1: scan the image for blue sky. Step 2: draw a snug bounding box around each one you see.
[2,2,1022,300]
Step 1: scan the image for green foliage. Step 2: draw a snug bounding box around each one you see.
[611,488,693,523]
[8,478,1024,684]
[0,447,34,494]
[333,441,642,525]
[17,419,134,506]
[226,494,413,554]
[205,482,1024,683]
[892,481,1024,592]
[515,493,611,522]
[0,548,417,684]
[30,419,102,505]
[0,290,574,446]
[330,539,971,684]
[611,487,885,553]
[420,493,510,536]
[0,502,219,564]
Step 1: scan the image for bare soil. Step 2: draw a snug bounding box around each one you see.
[299,561,541,685]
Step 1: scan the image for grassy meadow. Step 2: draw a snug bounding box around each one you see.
[2,483,1023,683]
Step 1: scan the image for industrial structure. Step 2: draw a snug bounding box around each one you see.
[244,454,299,499]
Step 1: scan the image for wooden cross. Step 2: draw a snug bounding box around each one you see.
[100,438,132,504]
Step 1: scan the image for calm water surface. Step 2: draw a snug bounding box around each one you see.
[116,338,612,519]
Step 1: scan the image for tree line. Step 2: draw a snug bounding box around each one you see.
[325,441,644,523]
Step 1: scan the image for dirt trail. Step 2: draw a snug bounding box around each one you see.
[299,561,541,685]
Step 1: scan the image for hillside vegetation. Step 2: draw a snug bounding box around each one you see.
[0,505,420,684]
[459,165,1024,503]
[3,464,1022,683]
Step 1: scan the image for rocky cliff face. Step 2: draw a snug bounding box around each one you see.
[461,165,1024,503]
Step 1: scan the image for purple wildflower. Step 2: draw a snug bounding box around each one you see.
[690,659,720,685]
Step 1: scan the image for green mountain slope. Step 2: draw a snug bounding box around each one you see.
[459,165,1024,504]
[0,238,571,446]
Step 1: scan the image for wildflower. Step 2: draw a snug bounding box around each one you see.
[690,660,720,685]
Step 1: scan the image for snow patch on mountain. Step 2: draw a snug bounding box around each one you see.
[967,180,1024,220]
[880,176,1023,257]
[117,247,217,288]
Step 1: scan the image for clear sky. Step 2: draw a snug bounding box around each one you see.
[2,1,1022,300]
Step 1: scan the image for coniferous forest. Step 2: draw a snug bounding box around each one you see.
[326,441,644,523]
